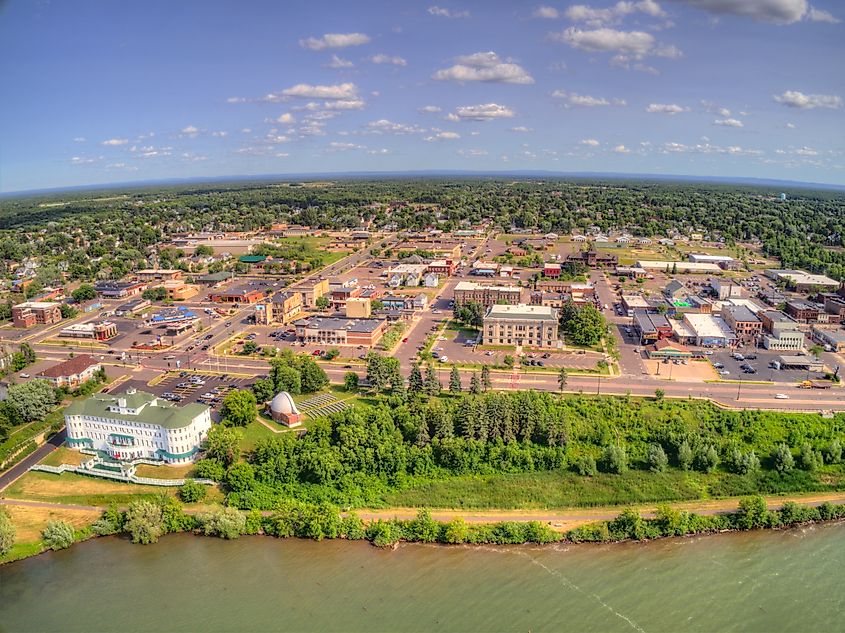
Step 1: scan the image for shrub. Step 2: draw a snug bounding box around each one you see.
[91,505,124,536]
[198,507,246,539]
[773,443,794,473]
[442,517,469,544]
[601,444,627,474]
[647,444,668,473]
[677,440,693,470]
[179,480,208,503]
[575,455,597,476]
[826,439,842,464]
[194,459,226,481]
[727,448,761,475]
[42,520,75,551]
[340,513,367,540]
[367,520,401,548]
[734,496,772,530]
[799,444,823,472]
[124,500,164,544]
[694,444,719,473]
[0,507,16,555]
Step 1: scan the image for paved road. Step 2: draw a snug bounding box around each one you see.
[0,429,65,492]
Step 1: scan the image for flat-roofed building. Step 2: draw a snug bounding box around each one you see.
[632,310,673,343]
[37,354,103,389]
[454,281,521,307]
[760,310,804,351]
[530,291,570,308]
[688,253,738,269]
[426,259,456,276]
[294,316,388,347]
[765,269,840,293]
[811,327,845,352]
[346,297,372,318]
[785,300,822,323]
[93,280,147,298]
[637,260,722,274]
[64,388,211,464]
[721,305,762,343]
[682,313,736,347]
[566,249,618,268]
[12,302,62,328]
[482,304,559,348]
[160,280,199,301]
[209,284,267,304]
[115,298,151,316]
[615,266,649,279]
[59,321,118,341]
[254,291,303,325]
[289,278,329,309]
[136,269,182,282]
[621,294,650,316]
[711,279,743,300]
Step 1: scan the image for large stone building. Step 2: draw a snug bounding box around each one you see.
[64,388,212,464]
[721,305,762,343]
[290,278,329,309]
[453,281,521,307]
[254,291,303,325]
[482,304,559,348]
[294,316,388,347]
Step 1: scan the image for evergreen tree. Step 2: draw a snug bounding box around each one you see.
[408,362,424,394]
[481,365,492,392]
[558,367,568,391]
[424,364,441,396]
[469,372,481,395]
[449,365,462,393]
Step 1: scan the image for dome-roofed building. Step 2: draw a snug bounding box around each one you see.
[269,391,303,427]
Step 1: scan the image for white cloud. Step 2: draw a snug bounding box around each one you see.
[419,105,442,113]
[458,149,489,157]
[101,138,128,146]
[226,96,247,104]
[667,0,838,25]
[70,156,99,165]
[773,90,842,109]
[424,131,461,141]
[580,138,601,146]
[702,101,731,117]
[552,90,626,107]
[450,103,516,121]
[658,140,762,156]
[432,51,534,84]
[211,131,228,137]
[73,137,86,143]
[299,33,371,51]
[565,0,666,27]
[241,128,252,134]
[328,141,366,151]
[533,5,560,18]
[794,146,818,155]
[325,54,354,68]
[367,148,392,155]
[275,153,290,158]
[428,6,470,18]
[552,27,680,62]
[786,122,796,129]
[646,103,690,114]
[369,53,408,66]
[613,144,631,153]
[365,119,426,134]
[807,6,840,23]
[281,82,359,100]
[322,99,366,110]
[180,125,200,137]
[277,113,295,124]
[510,126,534,132]
[714,118,743,127]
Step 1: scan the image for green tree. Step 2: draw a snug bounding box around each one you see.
[735,496,771,530]
[241,340,258,355]
[481,365,492,392]
[220,389,257,427]
[71,284,96,303]
[408,362,424,395]
[203,425,242,467]
[695,444,719,473]
[654,388,665,401]
[575,455,597,476]
[179,480,208,503]
[601,444,628,474]
[773,443,794,473]
[503,355,514,368]
[469,372,481,394]
[799,443,822,471]
[6,379,57,422]
[424,364,441,396]
[557,367,568,391]
[251,377,276,403]
[194,244,214,257]
[299,357,329,393]
[677,440,693,470]
[42,520,75,550]
[273,366,302,395]
[124,500,164,544]
[315,296,330,310]
[198,506,246,539]
[449,365,462,393]
[0,507,15,556]
[647,444,668,472]
[344,371,359,392]
[826,439,842,464]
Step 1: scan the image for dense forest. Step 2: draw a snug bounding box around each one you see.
[2,177,845,283]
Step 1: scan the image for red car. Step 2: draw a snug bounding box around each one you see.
[402,337,409,343]
[312,349,322,356]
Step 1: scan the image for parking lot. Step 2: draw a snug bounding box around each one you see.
[708,348,828,383]
[123,373,254,410]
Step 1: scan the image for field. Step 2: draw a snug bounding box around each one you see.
[3,471,180,506]
[38,447,90,467]
[384,467,845,510]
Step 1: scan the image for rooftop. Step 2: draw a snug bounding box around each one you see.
[65,389,208,429]
[486,304,558,321]
[37,354,100,378]
[684,313,735,339]
[296,316,386,333]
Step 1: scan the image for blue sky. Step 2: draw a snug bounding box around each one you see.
[1,0,843,192]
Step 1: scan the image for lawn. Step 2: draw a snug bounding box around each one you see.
[134,462,197,479]
[39,447,90,468]
[0,502,101,564]
[3,471,178,507]
[383,467,845,510]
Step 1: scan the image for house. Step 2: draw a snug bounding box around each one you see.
[413,294,428,310]
[482,304,559,348]
[422,273,439,288]
[572,235,588,242]
[663,280,687,299]
[12,302,62,328]
[37,355,103,389]
[64,388,212,464]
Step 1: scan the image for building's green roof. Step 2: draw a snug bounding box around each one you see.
[239,255,267,263]
[65,390,208,430]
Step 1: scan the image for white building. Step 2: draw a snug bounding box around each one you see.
[482,304,559,348]
[64,388,212,464]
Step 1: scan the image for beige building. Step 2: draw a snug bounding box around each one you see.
[482,304,559,348]
[346,297,372,318]
[290,278,329,309]
[254,291,303,325]
[454,281,521,307]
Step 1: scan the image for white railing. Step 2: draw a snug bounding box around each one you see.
[29,462,215,487]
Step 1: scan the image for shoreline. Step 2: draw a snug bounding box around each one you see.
[3,495,845,566]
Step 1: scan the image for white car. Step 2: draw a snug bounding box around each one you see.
[775,393,789,400]
[719,370,730,375]
[439,356,449,362]
[704,350,713,356]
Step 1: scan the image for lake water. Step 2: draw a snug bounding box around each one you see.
[2,523,844,632]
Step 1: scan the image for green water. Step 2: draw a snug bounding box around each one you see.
[2,523,844,633]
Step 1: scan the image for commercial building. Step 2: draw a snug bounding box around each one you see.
[64,388,212,464]
[195,271,235,286]
[93,280,147,299]
[566,249,618,268]
[454,281,521,307]
[811,327,845,352]
[345,297,372,318]
[615,266,649,279]
[115,299,151,316]
[663,280,687,299]
[679,313,736,347]
[636,260,722,274]
[482,304,559,348]
[765,269,840,293]
[648,339,693,359]
[632,310,673,343]
[145,306,199,328]
[688,253,738,269]
[159,280,199,301]
[290,278,329,309]
[777,355,824,372]
[254,291,303,325]
[209,284,267,304]
[58,321,118,341]
[543,263,562,277]
[37,355,103,389]
[721,305,762,343]
[621,294,650,316]
[136,269,182,282]
[785,300,823,323]
[329,284,363,310]
[529,291,570,309]
[294,316,388,348]
[12,302,62,328]
[760,310,804,351]
[711,280,743,300]
[426,260,456,276]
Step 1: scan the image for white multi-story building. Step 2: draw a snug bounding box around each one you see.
[482,304,559,348]
[64,388,212,464]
